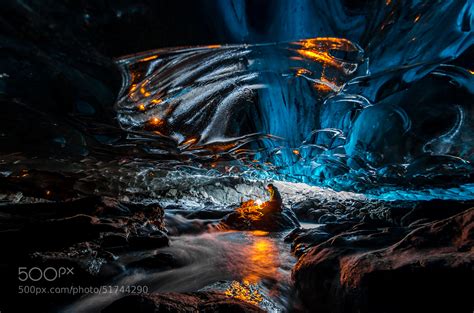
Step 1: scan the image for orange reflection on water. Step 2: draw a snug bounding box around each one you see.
[225,230,280,305]
[243,232,279,284]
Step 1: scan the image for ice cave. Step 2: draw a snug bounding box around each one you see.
[0,0,472,312]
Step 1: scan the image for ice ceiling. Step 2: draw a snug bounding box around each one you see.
[114,0,473,193]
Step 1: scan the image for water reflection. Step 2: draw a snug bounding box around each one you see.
[64,228,294,312]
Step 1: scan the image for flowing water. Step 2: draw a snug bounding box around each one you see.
[64,213,306,313]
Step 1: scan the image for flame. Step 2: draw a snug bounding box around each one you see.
[292,149,300,155]
[414,15,421,23]
[206,44,222,49]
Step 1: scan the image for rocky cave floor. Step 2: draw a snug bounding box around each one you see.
[0,179,472,313]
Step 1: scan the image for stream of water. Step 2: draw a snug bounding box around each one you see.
[63,213,314,312]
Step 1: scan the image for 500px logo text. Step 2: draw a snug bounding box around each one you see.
[18,266,74,282]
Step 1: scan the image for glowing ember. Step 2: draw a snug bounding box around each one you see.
[225,281,263,306]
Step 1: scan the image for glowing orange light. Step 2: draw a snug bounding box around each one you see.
[295,68,310,76]
[296,49,339,68]
[137,104,146,111]
[225,281,263,306]
[139,55,158,62]
[292,149,300,155]
[236,200,264,222]
[243,236,279,284]
[147,117,164,128]
[206,44,222,49]
[414,15,421,23]
[469,69,474,75]
[386,0,391,5]
[314,82,333,92]
[151,99,163,105]
[251,230,269,236]
[181,137,197,146]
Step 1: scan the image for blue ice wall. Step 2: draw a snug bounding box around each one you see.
[116,0,473,193]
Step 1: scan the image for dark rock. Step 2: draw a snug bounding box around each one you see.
[293,208,474,313]
[318,214,337,223]
[102,292,265,313]
[221,208,300,232]
[399,199,474,226]
[291,199,319,219]
[101,233,129,249]
[129,230,169,250]
[19,214,121,249]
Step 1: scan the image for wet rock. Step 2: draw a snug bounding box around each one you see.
[318,213,337,223]
[128,230,169,250]
[290,229,333,257]
[101,233,129,249]
[221,208,300,232]
[16,214,122,249]
[293,208,474,313]
[102,292,265,313]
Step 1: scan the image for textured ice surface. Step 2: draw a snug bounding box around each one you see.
[115,31,473,193]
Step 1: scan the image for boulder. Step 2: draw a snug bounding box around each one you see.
[221,208,300,232]
[292,208,474,313]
